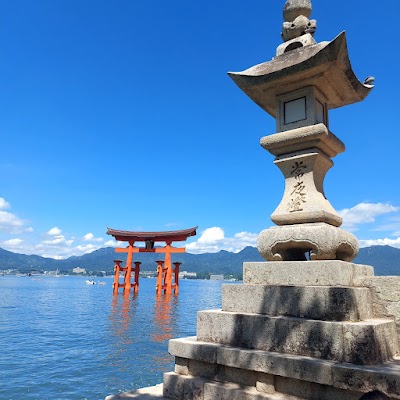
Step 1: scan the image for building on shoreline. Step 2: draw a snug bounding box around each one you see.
[72,267,86,274]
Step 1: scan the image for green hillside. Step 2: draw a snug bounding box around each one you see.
[1,245,399,277]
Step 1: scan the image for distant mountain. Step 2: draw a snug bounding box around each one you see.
[0,245,399,277]
[354,246,400,276]
[0,247,59,270]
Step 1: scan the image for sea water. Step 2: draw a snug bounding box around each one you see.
[0,276,229,400]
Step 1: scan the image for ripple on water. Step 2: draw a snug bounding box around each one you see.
[0,276,232,400]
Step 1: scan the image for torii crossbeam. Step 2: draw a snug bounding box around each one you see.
[106,227,197,295]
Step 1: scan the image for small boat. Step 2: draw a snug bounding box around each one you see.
[85,279,96,285]
[98,281,106,285]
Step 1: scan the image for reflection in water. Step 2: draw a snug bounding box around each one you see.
[152,294,179,343]
[108,292,138,368]
[149,294,178,374]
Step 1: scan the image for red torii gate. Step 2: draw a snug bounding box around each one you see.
[106,227,197,295]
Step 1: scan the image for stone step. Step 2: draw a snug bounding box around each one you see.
[243,261,373,287]
[168,337,400,399]
[197,310,398,365]
[162,372,301,400]
[222,284,372,321]
[203,381,301,400]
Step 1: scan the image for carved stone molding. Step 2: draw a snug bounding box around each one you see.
[257,222,359,262]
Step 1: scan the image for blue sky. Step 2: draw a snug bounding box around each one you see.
[0,0,399,259]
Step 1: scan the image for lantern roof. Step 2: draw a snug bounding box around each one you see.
[228,32,373,118]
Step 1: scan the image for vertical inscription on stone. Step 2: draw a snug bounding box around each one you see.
[288,161,307,212]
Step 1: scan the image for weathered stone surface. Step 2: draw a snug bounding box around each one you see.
[169,336,218,364]
[197,310,397,364]
[174,357,189,376]
[216,364,258,387]
[370,277,400,337]
[282,0,315,43]
[257,223,359,262]
[274,375,360,400]
[342,319,399,365]
[105,384,164,399]
[283,0,312,22]
[169,337,333,387]
[333,359,400,399]
[276,33,316,56]
[169,337,218,358]
[282,15,317,42]
[188,359,217,380]
[256,373,275,394]
[204,381,299,400]
[197,310,344,359]
[163,372,185,400]
[217,345,333,386]
[228,32,373,118]
[167,337,400,397]
[243,261,373,286]
[222,284,372,321]
[163,372,205,400]
[268,151,342,227]
[260,123,344,157]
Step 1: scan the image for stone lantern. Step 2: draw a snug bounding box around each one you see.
[229,0,374,262]
[107,2,400,399]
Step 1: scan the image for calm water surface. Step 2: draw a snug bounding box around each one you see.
[0,276,230,400]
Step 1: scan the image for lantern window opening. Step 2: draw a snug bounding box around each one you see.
[276,86,329,132]
[284,96,307,125]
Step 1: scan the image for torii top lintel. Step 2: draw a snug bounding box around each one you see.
[106,227,198,243]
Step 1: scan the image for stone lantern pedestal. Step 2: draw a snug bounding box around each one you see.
[257,122,358,262]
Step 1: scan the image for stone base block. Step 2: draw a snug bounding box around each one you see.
[370,276,400,337]
[243,261,373,287]
[333,359,400,398]
[163,372,205,400]
[257,223,359,262]
[197,310,398,365]
[168,337,400,399]
[203,381,299,400]
[222,284,372,321]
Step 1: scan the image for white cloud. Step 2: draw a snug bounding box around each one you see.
[34,236,102,259]
[0,198,11,210]
[1,238,24,252]
[359,237,400,249]
[0,211,27,234]
[83,232,104,242]
[104,240,126,248]
[0,225,110,259]
[339,203,399,231]
[187,227,257,254]
[47,227,62,236]
[3,238,23,246]
[198,227,224,243]
[0,199,110,259]
[42,235,69,245]
[75,244,99,253]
